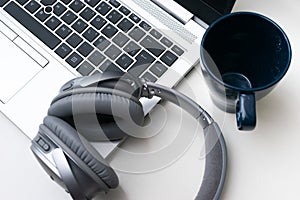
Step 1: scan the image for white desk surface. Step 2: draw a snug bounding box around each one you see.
[1,0,300,199]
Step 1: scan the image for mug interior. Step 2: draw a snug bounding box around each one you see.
[201,12,291,91]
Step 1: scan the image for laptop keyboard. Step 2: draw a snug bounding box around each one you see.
[1,0,185,82]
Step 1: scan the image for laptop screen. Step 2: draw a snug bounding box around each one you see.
[174,0,236,25]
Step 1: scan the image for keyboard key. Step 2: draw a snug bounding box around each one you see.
[66,52,83,67]
[88,50,105,66]
[25,0,41,14]
[91,15,106,30]
[62,0,72,4]
[41,0,57,6]
[55,43,72,58]
[104,44,121,60]
[4,2,61,49]
[116,54,133,70]
[56,24,72,39]
[140,35,166,57]
[112,32,129,47]
[35,8,50,22]
[171,45,184,56]
[84,0,100,7]
[150,61,167,77]
[129,27,145,42]
[45,16,61,30]
[61,10,77,24]
[161,37,173,48]
[53,2,67,16]
[119,5,130,15]
[101,24,118,38]
[96,2,111,15]
[142,72,157,82]
[94,36,110,51]
[150,29,162,39]
[0,0,8,7]
[67,33,83,48]
[160,51,178,66]
[77,61,94,75]
[128,50,154,77]
[83,27,99,42]
[117,18,134,33]
[139,21,151,31]
[124,41,141,56]
[16,0,29,6]
[129,13,140,23]
[69,0,85,13]
[135,50,155,65]
[77,41,94,57]
[72,19,88,33]
[99,59,123,73]
[106,10,122,24]
[109,0,120,8]
[80,7,96,21]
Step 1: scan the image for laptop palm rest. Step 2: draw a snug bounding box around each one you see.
[0,31,42,104]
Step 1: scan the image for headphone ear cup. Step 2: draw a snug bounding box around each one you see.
[42,116,119,189]
[48,91,144,141]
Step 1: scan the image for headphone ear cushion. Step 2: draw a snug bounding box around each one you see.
[48,92,144,141]
[43,116,119,189]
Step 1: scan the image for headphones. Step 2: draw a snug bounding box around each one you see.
[30,72,227,200]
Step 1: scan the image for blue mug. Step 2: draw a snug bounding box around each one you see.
[200,12,292,130]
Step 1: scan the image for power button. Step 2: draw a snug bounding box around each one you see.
[37,137,51,152]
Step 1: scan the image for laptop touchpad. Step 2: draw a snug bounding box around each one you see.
[0,32,42,104]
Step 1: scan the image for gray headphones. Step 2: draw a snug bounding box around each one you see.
[31,72,227,200]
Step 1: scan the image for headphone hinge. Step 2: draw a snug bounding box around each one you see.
[140,80,155,99]
[198,110,213,128]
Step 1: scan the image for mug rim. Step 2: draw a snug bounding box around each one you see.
[200,11,292,92]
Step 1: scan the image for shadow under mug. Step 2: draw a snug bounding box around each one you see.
[200,12,292,131]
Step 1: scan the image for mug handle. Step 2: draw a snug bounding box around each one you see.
[236,93,256,130]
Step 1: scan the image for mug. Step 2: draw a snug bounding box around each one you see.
[200,12,292,130]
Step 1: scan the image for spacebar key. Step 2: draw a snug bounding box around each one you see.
[4,2,61,49]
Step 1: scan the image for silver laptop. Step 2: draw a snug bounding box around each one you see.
[0,0,235,157]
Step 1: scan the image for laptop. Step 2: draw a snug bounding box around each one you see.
[0,0,235,157]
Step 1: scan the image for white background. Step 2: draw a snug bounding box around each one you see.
[1,0,300,199]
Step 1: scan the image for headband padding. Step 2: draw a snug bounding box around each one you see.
[43,116,119,189]
[48,92,144,141]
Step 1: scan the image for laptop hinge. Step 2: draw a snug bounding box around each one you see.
[150,0,193,24]
[193,16,209,29]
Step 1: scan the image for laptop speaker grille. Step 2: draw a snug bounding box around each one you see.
[130,0,197,44]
